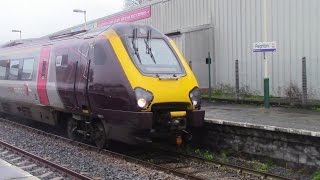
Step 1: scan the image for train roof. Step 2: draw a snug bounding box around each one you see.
[0,25,112,50]
[0,23,159,51]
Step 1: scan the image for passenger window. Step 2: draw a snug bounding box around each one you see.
[22,58,34,80]
[0,60,9,80]
[56,55,68,67]
[9,60,20,80]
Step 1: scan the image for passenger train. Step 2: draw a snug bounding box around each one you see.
[0,23,204,148]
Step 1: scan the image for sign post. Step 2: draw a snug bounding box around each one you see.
[257,0,272,108]
[253,41,276,108]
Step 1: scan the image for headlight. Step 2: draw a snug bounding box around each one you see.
[135,87,153,110]
[189,87,201,109]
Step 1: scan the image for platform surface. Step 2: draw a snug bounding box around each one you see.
[203,101,320,137]
[0,158,39,180]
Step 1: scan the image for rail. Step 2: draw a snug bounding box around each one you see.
[0,139,92,180]
[153,147,293,180]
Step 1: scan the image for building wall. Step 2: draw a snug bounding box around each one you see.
[134,0,212,33]
[212,0,320,98]
[184,29,212,87]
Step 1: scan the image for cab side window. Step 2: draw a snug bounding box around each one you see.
[94,43,107,65]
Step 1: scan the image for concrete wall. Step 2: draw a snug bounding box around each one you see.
[202,123,320,167]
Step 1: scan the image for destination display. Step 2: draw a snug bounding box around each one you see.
[98,6,151,27]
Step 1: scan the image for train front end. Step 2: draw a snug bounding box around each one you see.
[105,24,205,144]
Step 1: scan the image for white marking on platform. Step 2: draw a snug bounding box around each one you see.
[205,118,320,137]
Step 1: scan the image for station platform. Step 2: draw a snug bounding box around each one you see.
[202,101,320,137]
[0,158,39,180]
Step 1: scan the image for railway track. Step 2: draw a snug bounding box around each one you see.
[0,139,91,180]
[0,117,294,180]
[131,147,294,180]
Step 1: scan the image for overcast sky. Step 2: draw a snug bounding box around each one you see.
[0,0,124,44]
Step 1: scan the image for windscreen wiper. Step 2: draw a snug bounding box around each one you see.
[144,29,156,64]
[132,28,142,63]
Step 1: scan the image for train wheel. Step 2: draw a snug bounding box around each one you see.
[92,120,108,149]
[67,118,78,141]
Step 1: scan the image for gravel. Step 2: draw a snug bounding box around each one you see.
[220,156,312,180]
[0,120,183,180]
[175,145,312,180]
[154,142,313,180]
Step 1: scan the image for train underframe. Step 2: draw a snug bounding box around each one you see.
[0,99,204,149]
[66,108,205,148]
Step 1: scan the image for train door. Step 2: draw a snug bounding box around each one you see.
[55,46,79,110]
[184,29,213,88]
[37,46,51,105]
[75,41,91,113]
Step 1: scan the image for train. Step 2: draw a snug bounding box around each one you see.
[0,23,204,148]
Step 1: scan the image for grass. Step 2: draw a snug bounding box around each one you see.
[313,170,320,180]
[220,149,234,162]
[182,146,274,172]
[178,145,214,161]
[178,146,238,162]
[202,150,214,161]
[250,159,274,172]
[192,148,214,161]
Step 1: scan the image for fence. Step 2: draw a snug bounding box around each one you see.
[204,57,320,107]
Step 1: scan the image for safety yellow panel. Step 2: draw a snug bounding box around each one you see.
[105,30,199,111]
[170,111,187,117]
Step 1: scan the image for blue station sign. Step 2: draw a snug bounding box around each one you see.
[253,41,277,52]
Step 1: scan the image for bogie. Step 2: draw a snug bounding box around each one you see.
[66,115,109,149]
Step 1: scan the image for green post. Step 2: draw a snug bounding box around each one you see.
[207,52,212,101]
[264,78,270,108]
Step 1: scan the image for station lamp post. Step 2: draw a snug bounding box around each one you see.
[73,9,87,30]
[12,30,22,40]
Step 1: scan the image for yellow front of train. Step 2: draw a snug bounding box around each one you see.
[105,24,204,144]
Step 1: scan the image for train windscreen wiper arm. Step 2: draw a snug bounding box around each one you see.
[144,39,156,64]
[132,28,142,64]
